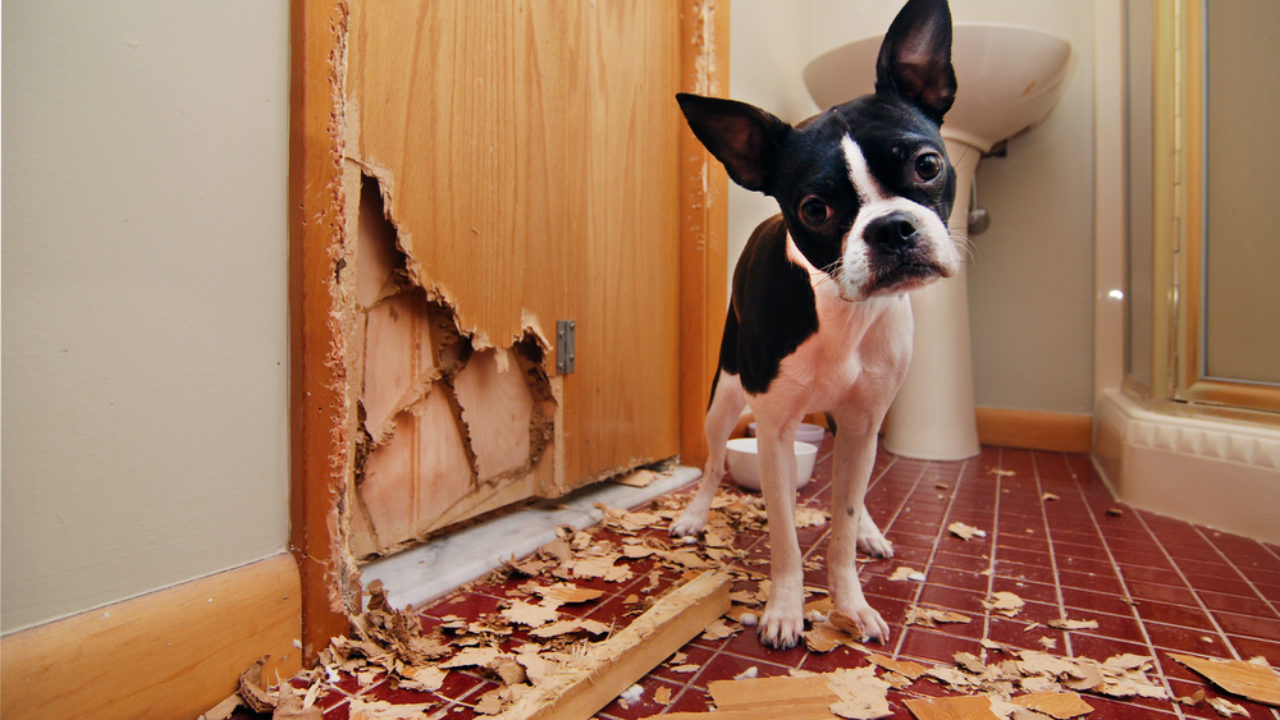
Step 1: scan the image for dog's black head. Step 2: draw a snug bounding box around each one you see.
[678,0,961,301]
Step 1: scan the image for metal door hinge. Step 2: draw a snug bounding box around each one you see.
[556,320,576,374]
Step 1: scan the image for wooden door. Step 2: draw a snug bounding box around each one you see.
[342,1,684,556]
[288,0,726,656]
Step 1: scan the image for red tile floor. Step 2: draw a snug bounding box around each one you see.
[252,441,1280,719]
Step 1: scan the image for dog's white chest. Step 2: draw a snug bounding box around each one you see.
[763,235,913,414]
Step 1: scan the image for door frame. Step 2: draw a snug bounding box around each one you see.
[288,0,729,659]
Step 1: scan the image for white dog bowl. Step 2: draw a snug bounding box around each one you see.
[726,438,819,491]
[747,422,827,446]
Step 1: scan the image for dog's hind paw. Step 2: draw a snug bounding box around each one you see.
[857,515,894,559]
[856,532,894,559]
[668,511,707,538]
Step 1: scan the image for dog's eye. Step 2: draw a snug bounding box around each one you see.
[914,151,943,181]
[798,196,833,226]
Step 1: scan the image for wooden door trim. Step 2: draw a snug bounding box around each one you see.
[289,0,731,658]
[289,0,354,660]
[677,0,731,472]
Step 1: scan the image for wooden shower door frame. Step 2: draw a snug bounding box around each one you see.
[288,0,729,659]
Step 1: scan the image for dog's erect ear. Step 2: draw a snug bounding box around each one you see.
[875,0,956,123]
[676,93,791,193]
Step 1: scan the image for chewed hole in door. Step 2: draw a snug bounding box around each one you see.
[349,174,554,559]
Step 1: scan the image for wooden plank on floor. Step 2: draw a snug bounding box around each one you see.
[494,570,731,720]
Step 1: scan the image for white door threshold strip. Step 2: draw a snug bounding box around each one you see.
[359,466,701,611]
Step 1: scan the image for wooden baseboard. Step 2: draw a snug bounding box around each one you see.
[1,553,303,720]
[975,406,1093,454]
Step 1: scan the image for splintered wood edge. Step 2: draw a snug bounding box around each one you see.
[493,571,732,720]
[676,0,729,472]
[289,0,359,660]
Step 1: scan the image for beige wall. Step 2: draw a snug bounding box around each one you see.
[727,0,816,302]
[1,1,291,633]
[729,0,1095,415]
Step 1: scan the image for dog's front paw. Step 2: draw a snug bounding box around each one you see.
[758,593,805,649]
[839,603,891,644]
[856,531,894,559]
[669,509,707,538]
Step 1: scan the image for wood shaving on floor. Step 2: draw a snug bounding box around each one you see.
[796,507,831,529]
[1047,618,1098,631]
[889,566,927,582]
[1009,690,1094,719]
[905,605,973,627]
[803,620,869,654]
[1170,653,1280,706]
[1207,696,1250,717]
[982,591,1025,617]
[947,522,988,541]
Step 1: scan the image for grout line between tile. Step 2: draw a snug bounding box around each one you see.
[1130,510,1243,662]
[865,451,910,529]
[424,679,490,720]
[1061,456,1187,720]
[664,635,763,715]
[979,447,1002,660]
[663,683,707,716]
[890,455,972,660]
[1030,450,1073,659]
[1191,524,1280,622]
[322,696,350,719]
[1261,541,1280,566]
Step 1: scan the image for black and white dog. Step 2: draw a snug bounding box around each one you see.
[670,0,961,649]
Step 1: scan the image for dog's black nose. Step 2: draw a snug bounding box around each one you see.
[867,211,919,251]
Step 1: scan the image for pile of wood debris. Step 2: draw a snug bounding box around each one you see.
[201,482,1280,720]
[202,486,770,719]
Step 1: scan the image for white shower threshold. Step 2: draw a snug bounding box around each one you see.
[1093,389,1280,545]
[359,466,701,611]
